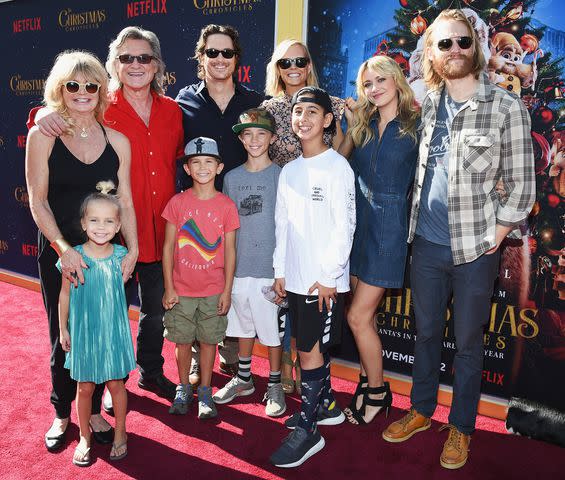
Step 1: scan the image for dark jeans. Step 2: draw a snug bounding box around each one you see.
[38,232,104,419]
[127,261,166,379]
[410,236,500,434]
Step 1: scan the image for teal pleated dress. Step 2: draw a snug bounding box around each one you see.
[57,244,136,383]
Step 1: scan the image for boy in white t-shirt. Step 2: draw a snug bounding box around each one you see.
[270,87,356,468]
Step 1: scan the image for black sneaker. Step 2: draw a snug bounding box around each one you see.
[284,401,345,429]
[270,426,325,468]
[138,374,176,400]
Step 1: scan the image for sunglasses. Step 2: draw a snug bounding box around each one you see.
[204,48,236,59]
[64,81,100,94]
[116,54,154,64]
[277,57,310,69]
[437,36,473,51]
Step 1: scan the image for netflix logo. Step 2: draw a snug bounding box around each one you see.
[127,0,167,18]
[13,17,41,33]
[21,243,38,257]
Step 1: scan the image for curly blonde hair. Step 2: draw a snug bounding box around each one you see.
[421,9,486,91]
[43,50,109,136]
[349,55,419,148]
[265,39,319,97]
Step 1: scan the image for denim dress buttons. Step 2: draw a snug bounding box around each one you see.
[349,118,419,288]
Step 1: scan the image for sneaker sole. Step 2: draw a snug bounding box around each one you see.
[440,456,467,469]
[266,403,287,418]
[168,406,189,415]
[286,411,345,429]
[382,422,431,443]
[213,386,255,405]
[272,435,325,468]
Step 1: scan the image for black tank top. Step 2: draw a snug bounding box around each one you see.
[47,125,120,245]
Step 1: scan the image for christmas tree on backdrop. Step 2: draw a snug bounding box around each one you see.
[386,0,565,308]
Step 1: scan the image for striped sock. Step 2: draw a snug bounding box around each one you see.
[237,356,252,382]
[268,370,281,387]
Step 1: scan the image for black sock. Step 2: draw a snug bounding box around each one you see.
[319,352,336,410]
[268,370,281,387]
[297,364,325,433]
[237,356,252,382]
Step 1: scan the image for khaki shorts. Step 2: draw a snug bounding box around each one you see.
[163,295,227,345]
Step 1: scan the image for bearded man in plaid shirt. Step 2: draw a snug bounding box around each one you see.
[382,9,535,469]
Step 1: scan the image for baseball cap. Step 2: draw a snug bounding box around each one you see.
[232,108,277,134]
[291,86,336,132]
[184,136,222,162]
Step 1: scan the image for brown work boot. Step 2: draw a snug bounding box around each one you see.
[439,424,471,469]
[382,408,431,443]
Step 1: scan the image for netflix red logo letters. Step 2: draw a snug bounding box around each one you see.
[13,17,41,33]
[127,0,167,17]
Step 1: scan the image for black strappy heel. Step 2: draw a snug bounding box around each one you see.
[348,381,392,426]
[344,374,368,418]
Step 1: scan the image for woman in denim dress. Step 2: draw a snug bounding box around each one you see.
[339,55,419,425]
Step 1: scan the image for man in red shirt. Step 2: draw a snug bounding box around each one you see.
[30,27,184,427]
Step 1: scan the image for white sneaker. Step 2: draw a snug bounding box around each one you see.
[264,383,287,417]
[212,376,255,404]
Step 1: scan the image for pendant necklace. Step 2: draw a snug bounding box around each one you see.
[80,127,88,138]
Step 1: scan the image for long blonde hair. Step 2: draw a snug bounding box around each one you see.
[349,55,419,148]
[265,39,319,97]
[422,9,486,91]
[43,50,109,135]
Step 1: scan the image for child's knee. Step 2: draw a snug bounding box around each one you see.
[78,382,95,396]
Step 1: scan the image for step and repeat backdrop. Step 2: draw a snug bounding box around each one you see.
[308,0,565,410]
[0,0,275,274]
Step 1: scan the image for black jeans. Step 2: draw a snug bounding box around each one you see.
[128,261,166,379]
[38,232,104,419]
[410,236,500,434]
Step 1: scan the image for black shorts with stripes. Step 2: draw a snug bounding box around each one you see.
[287,292,344,354]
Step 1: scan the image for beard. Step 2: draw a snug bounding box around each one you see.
[433,54,474,80]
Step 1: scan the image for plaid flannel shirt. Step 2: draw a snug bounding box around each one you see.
[408,73,536,265]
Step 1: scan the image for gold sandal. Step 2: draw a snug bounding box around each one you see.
[281,351,294,394]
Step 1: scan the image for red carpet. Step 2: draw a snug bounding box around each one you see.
[0,281,563,479]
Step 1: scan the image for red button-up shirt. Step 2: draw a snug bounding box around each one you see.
[105,89,184,263]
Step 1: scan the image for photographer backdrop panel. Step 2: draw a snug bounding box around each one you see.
[0,1,275,276]
[308,0,565,412]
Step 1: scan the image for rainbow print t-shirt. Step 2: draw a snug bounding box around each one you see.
[162,189,239,297]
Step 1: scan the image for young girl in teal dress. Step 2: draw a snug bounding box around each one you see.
[58,191,135,466]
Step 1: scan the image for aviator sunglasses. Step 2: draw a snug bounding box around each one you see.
[277,57,310,69]
[437,36,473,51]
[64,81,100,94]
[204,48,236,59]
[116,54,154,64]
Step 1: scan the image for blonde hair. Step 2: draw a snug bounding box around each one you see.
[265,39,319,97]
[106,26,165,95]
[43,50,109,135]
[349,55,419,148]
[422,9,486,90]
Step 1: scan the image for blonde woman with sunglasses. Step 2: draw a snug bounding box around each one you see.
[25,50,136,462]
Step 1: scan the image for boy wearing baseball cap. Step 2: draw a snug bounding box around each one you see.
[161,136,239,420]
[213,108,286,418]
[270,87,356,467]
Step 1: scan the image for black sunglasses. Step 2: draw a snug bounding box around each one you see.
[116,54,154,64]
[277,57,310,69]
[204,48,236,59]
[64,81,100,94]
[437,36,473,52]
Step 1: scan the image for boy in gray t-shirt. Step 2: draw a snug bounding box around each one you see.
[213,108,286,418]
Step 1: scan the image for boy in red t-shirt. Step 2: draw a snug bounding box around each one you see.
[161,137,239,419]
